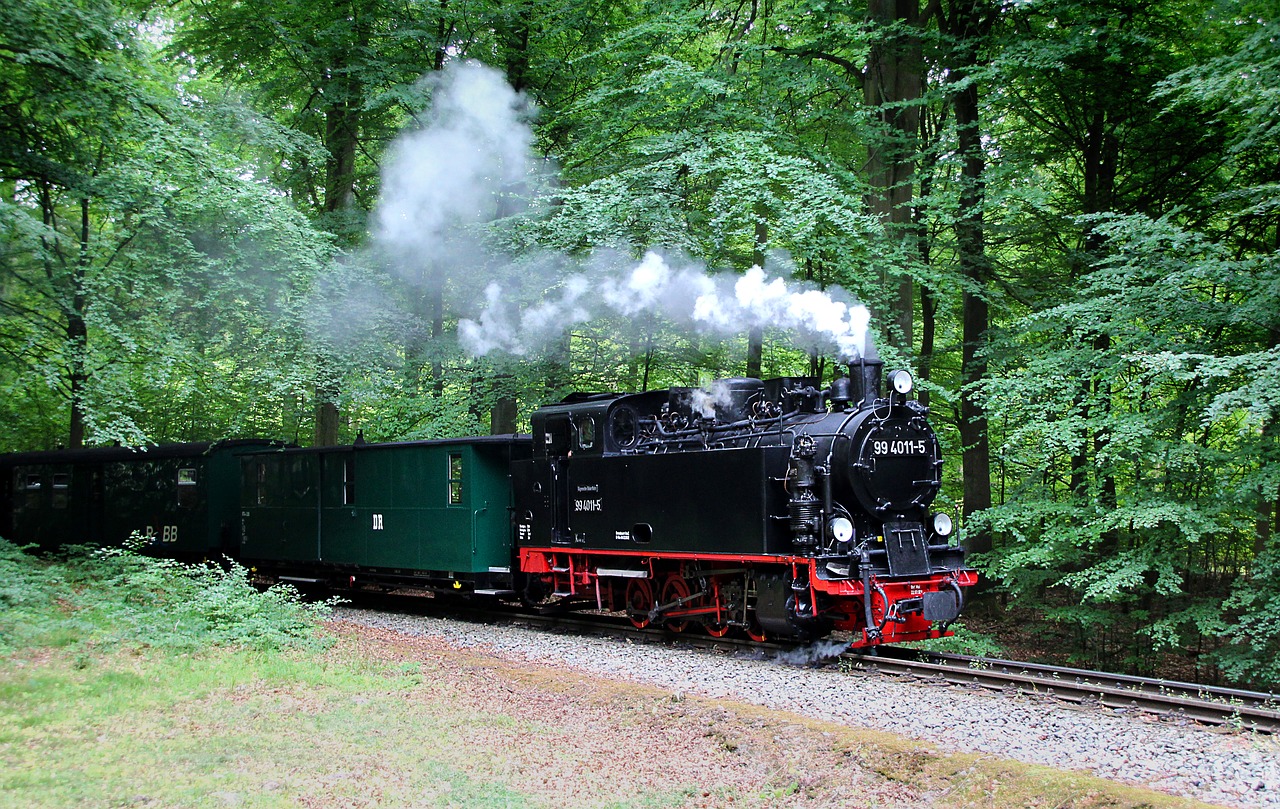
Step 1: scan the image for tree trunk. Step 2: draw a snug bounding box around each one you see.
[315,398,341,446]
[313,0,367,447]
[500,0,532,93]
[1077,108,1120,538]
[67,196,91,449]
[946,0,995,554]
[431,279,445,398]
[915,112,940,410]
[863,0,922,352]
[490,386,518,435]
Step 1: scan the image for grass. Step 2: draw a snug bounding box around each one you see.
[1,646,540,807]
[0,540,1228,808]
[0,541,695,808]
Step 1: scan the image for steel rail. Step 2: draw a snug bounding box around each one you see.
[846,647,1280,733]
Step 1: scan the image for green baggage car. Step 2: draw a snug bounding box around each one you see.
[238,437,528,593]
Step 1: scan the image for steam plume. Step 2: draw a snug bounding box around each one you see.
[458,251,872,362]
[371,61,874,364]
[375,62,536,258]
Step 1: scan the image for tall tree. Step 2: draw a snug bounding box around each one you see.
[936,0,998,556]
[0,0,333,449]
[1152,8,1280,685]
[971,0,1257,674]
[863,0,925,351]
[174,0,452,444]
[0,0,153,446]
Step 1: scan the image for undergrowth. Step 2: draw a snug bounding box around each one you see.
[901,623,1007,658]
[0,537,339,656]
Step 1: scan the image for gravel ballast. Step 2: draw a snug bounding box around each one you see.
[335,607,1279,809]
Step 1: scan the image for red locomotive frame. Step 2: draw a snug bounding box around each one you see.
[520,546,978,646]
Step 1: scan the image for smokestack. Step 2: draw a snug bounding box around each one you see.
[848,342,883,407]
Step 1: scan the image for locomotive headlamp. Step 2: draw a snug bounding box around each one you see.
[828,516,854,544]
[931,512,954,538]
[889,370,914,395]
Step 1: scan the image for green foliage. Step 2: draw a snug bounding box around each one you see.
[0,539,338,655]
[0,0,338,449]
[1215,542,1280,687]
[901,623,1007,658]
[974,209,1278,679]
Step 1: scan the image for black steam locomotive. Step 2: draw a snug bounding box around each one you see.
[514,348,975,645]
[2,351,974,648]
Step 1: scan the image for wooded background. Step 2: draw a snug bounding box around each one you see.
[2,0,1277,685]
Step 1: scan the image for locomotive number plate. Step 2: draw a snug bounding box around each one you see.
[872,439,928,456]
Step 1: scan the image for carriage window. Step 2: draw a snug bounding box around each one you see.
[23,474,41,508]
[290,458,312,500]
[52,474,70,509]
[256,462,268,506]
[576,416,596,451]
[447,453,463,505]
[177,467,198,508]
[343,456,356,505]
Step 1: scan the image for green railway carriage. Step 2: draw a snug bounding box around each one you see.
[0,441,278,555]
[237,436,529,592]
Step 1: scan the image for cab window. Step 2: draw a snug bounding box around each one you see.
[575,416,596,451]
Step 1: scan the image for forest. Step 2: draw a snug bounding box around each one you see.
[2,0,1277,686]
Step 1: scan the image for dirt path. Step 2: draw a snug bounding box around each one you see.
[334,621,1220,809]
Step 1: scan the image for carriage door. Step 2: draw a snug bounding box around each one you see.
[543,415,573,545]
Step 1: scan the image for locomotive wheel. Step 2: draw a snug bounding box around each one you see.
[625,579,654,629]
[745,615,768,643]
[660,575,691,633]
[702,578,731,637]
[704,619,731,638]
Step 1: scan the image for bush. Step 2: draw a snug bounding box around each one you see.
[0,538,340,655]
[902,623,1007,658]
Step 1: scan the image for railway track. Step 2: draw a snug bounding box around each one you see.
[846,647,1280,733]
[340,590,1280,734]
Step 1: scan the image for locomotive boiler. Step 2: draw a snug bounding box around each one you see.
[513,346,976,646]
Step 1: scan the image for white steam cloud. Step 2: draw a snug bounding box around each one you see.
[371,61,873,365]
[375,61,536,258]
[686,379,737,420]
[459,252,872,362]
[774,639,851,666]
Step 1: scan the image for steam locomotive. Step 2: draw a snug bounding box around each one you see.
[1,350,975,648]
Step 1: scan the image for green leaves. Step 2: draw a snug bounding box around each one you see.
[0,0,345,449]
[0,540,337,655]
[975,201,1278,682]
